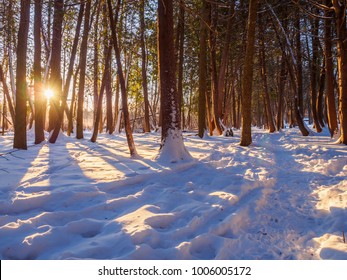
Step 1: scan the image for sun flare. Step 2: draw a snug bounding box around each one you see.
[44,88,54,100]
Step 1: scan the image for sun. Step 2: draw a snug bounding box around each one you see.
[44,88,54,100]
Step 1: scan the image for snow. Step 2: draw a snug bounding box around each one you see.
[0,127,346,260]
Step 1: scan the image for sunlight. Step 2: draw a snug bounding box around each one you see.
[44,88,54,100]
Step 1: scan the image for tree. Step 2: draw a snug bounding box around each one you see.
[309,15,322,133]
[107,0,137,156]
[240,0,257,147]
[34,0,45,144]
[76,0,92,139]
[332,0,347,144]
[48,0,64,132]
[157,0,190,162]
[140,0,151,133]
[13,0,30,150]
[258,12,276,133]
[49,1,85,143]
[324,0,338,137]
[198,0,209,139]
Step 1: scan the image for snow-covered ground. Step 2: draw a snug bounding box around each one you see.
[0,127,346,260]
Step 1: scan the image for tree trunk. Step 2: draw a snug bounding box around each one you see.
[317,60,326,128]
[13,0,30,150]
[93,2,100,124]
[91,47,112,143]
[209,3,222,135]
[332,0,347,144]
[34,0,45,144]
[310,16,322,133]
[48,0,64,132]
[0,65,15,124]
[67,67,79,136]
[217,1,234,130]
[324,0,338,137]
[49,2,85,143]
[259,13,276,133]
[295,8,304,116]
[76,0,92,139]
[140,0,151,133]
[198,0,208,138]
[105,41,113,134]
[240,0,257,147]
[277,56,286,131]
[107,0,137,156]
[157,0,190,162]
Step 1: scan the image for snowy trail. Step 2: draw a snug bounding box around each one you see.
[0,128,346,259]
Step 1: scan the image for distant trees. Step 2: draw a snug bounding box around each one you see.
[2,0,347,153]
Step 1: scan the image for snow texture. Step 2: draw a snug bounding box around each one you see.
[0,127,346,260]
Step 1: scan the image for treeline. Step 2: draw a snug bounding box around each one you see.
[0,0,346,156]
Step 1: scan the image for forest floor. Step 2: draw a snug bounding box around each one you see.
[0,126,346,260]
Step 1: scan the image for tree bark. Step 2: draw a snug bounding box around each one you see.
[209,3,222,135]
[295,8,304,116]
[324,0,338,137]
[76,0,92,139]
[34,0,45,144]
[91,47,112,143]
[140,0,151,133]
[13,0,30,150]
[157,0,190,161]
[217,1,235,130]
[198,0,208,138]
[310,16,322,133]
[49,2,84,143]
[240,0,257,147]
[0,65,15,124]
[332,0,347,144]
[259,13,276,133]
[107,0,137,156]
[48,0,64,132]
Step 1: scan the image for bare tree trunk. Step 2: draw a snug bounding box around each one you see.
[0,65,15,124]
[34,0,45,144]
[310,16,322,133]
[295,8,304,116]
[317,60,326,128]
[240,0,257,147]
[198,0,208,138]
[13,0,30,150]
[332,0,347,144]
[259,13,276,133]
[277,56,286,131]
[217,1,234,129]
[157,0,190,161]
[93,2,100,124]
[324,0,338,137]
[76,0,92,139]
[67,66,79,136]
[209,3,222,135]
[107,0,137,156]
[48,0,64,132]
[91,47,112,142]
[140,0,151,133]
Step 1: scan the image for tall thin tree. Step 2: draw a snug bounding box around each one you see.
[34,0,45,144]
[157,0,190,161]
[13,0,31,150]
[240,0,258,146]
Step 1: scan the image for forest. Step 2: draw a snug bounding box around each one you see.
[0,0,347,261]
[0,0,346,152]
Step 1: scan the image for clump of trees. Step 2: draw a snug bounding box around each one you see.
[0,0,346,157]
